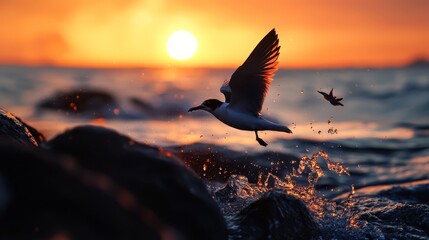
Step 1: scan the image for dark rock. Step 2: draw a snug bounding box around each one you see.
[0,141,160,240]
[129,96,185,119]
[377,184,429,204]
[212,174,296,218]
[0,108,39,146]
[215,175,263,203]
[37,88,120,118]
[15,116,46,144]
[169,143,298,183]
[229,191,320,240]
[129,97,155,113]
[213,175,266,218]
[44,125,227,240]
[351,196,429,239]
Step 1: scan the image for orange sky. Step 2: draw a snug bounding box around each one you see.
[1,0,428,68]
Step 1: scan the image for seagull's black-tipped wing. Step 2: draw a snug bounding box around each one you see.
[227,28,280,115]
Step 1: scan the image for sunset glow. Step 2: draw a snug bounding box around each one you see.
[166,30,198,60]
[1,0,428,68]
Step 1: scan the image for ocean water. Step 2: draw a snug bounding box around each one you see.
[1,66,429,237]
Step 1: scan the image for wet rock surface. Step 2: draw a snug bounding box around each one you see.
[214,175,263,203]
[37,89,120,118]
[212,173,429,240]
[347,187,429,240]
[229,191,321,240]
[377,184,429,204]
[318,184,429,240]
[15,115,46,145]
[212,175,321,240]
[0,108,40,146]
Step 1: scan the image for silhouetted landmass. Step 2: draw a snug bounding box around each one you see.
[405,58,429,68]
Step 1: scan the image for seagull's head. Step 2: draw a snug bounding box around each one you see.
[188,99,223,113]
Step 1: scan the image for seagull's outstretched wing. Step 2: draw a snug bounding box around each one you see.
[220,79,232,103]
[228,28,280,115]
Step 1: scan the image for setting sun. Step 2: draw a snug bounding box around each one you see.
[166,30,198,61]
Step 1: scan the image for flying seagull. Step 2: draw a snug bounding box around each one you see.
[317,88,344,106]
[188,29,292,147]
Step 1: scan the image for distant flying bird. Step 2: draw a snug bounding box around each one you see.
[188,29,292,147]
[318,88,344,106]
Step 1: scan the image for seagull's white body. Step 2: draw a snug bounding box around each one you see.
[212,103,289,132]
[188,28,292,146]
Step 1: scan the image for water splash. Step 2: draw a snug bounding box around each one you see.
[216,150,358,229]
[270,150,351,218]
[341,184,360,229]
[287,151,358,229]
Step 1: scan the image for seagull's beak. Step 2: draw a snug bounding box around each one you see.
[188,105,203,112]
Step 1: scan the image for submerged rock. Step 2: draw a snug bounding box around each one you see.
[0,107,40,146]
[44,125,228,240]
[37,88,120,118]
[229,191,320,240]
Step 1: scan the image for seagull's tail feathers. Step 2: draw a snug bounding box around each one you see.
[270,124,292,134]
[281,126,293,134]
[260,118,293,133]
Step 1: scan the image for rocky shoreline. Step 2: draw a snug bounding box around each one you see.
[1,107,429,239]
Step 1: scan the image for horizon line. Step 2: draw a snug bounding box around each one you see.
[0,62,423,70]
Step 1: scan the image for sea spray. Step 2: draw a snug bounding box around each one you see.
[214,150,359,229]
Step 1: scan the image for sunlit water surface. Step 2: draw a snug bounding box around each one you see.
[1,66,429,234]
